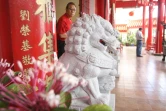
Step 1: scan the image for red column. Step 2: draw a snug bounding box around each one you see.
[105,0,110,21]
[53,0,57,53]
[95,0,105,18]
[80,0,90,14]
[155,0,165,53]
[0,0,13,63]
[142,4,146,37]
[8,0,56,71]
[165,0,166,23]
[146,0,153,50]
[110,0,116,28]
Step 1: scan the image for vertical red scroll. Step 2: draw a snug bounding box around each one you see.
[8,0,56,82]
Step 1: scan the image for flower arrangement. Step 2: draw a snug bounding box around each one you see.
[0,54,112,111]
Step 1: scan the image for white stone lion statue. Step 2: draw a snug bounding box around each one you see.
[59,13,120,109]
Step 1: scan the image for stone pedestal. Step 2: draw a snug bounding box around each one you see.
[70,94,115,111]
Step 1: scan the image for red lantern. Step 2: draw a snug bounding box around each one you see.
[129,11,134,16]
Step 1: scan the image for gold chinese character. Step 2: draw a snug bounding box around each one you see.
[21,40,32,51]
[38,32,53,62]
[20,25,30,36]
[20,10,30,21]
[35,0,53,22]
[22,55,32,65]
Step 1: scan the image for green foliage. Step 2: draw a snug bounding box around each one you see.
[7,83,20,93]
[7,83,32,94]
[0,100,9,108]
[83,104,112,111]
[45,76,53,92]
[126,32,136,45]
[0,71,20,85]
[117,34,122,43]
[59,92,72,108]
[0,75,10,85]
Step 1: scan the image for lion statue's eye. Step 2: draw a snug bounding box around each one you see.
[99,39,106,46]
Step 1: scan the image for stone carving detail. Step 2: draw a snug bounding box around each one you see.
[59,14,120,107]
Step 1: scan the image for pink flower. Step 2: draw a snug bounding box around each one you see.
[40,89,60,108]
[0,55,87,111]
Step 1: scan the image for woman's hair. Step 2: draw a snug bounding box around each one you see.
[66,2,76,10]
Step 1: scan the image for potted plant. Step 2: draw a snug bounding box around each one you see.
[126,32,136,46]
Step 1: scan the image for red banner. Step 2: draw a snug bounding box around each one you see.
[8,0,57,77]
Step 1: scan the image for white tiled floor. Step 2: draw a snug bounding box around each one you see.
[112,46,166,111]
